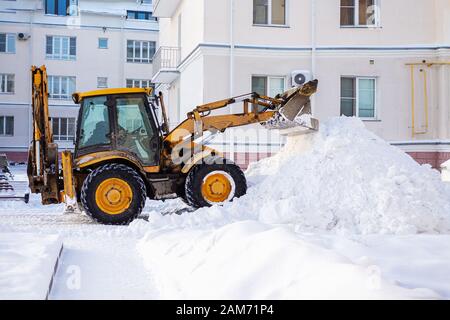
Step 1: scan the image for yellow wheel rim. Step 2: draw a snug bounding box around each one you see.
[95,178,133,215]
[201,171,235,204]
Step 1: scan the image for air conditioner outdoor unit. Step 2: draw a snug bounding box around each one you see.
[291,70,312,87]
[17,33,31,41]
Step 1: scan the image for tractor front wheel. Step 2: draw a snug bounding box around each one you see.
[81,164,146,225]
[185,160,247,208]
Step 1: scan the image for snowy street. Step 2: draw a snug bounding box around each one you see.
[2,119,450,300]
[0,198,159,299]
[2,194,450,299]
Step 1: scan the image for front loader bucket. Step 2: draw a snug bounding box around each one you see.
[263,80,319,136]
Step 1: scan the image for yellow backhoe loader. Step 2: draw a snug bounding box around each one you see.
[27,65,319,225]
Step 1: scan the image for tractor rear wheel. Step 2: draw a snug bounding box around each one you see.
[81,163,146,225]
[185,159,247,208]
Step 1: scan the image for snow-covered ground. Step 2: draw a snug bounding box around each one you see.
[0,233,62,299]
[1,117,450,300]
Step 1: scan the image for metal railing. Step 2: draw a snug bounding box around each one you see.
[152,46,180,78]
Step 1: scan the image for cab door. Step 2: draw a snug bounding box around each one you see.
[113,94,160,166]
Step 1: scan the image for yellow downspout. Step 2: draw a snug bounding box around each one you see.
[423,68,429,134]
[410,65,416,137]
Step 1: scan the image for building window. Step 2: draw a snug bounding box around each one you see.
[45,0,78,16]
[48,76,76,99]
[252,75,285,97]
[126,40,155,63]
[0,74,14,94]
[340,0,378,27]
[0,116,14,136]
[141,0,152,4]
[98,38,108,49]
[97,77,108,88]
[46,36,76,60]
[340,77,376,118]
[126,79,154,89]
[51,117,76,141]
[127,11,157,21]
[252,76,285,111]
[253,0,286,26]
[0,33,16,53]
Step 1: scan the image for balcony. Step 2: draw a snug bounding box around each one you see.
[153,0,182,18]
[151,47,180,84]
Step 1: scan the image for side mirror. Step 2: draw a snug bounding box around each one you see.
[153,95,160,107]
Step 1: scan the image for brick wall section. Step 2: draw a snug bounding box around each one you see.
[3,152,28,163]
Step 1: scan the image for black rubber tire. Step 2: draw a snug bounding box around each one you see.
[81,163,146,225]
[185,158,247,208]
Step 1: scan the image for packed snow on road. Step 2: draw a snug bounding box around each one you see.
[1,117,450,299]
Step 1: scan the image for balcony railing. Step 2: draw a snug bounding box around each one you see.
[151,46,181,84]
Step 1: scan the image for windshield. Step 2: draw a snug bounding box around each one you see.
[78,96,111,149]
[115,95,157,164]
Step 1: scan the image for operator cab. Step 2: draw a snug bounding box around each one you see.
[72,88,161,166]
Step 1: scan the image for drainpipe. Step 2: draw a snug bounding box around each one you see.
[310,0,317,114]
[229,0,235,162]
[28,9,35,147]
[230,0,235,99]
[438,65,449,139]
[120,15,125,86]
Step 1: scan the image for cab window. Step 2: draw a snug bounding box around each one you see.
[78,96,111,148]
[115,95,157,164]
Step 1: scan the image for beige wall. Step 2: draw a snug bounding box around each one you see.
[156,0,450,149]
[201,0,447,47]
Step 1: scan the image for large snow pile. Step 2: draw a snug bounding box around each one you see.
[242,117,450,234]
[147,117,450,235]
[136,220,438,299]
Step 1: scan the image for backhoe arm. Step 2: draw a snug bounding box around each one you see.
[164,80,319,147]
[27,66,61,204]
[161,80,319,169]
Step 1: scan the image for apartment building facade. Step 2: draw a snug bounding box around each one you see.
[152,0,450,168]
[0,0,158,161]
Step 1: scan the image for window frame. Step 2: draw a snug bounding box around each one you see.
[126,10,157,21]
[251,75,286,114]
[126,79,154,89]
[48,75,76,100]
[340,76,377,120]
[126,40,155,64]
[253,0,289,27]
[251,75,286,96]
[0,33,16,54]
[97,77,108,88]
[340,0,380,28]
[98,38,108,49]
[0,116,14,136]
[50,117,76,141]
[0,74,15,94]
[45,0,78,16]
[46,35,76,60]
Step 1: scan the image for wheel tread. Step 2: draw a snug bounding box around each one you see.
[80,163,146,225]
[185,158,247,208]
